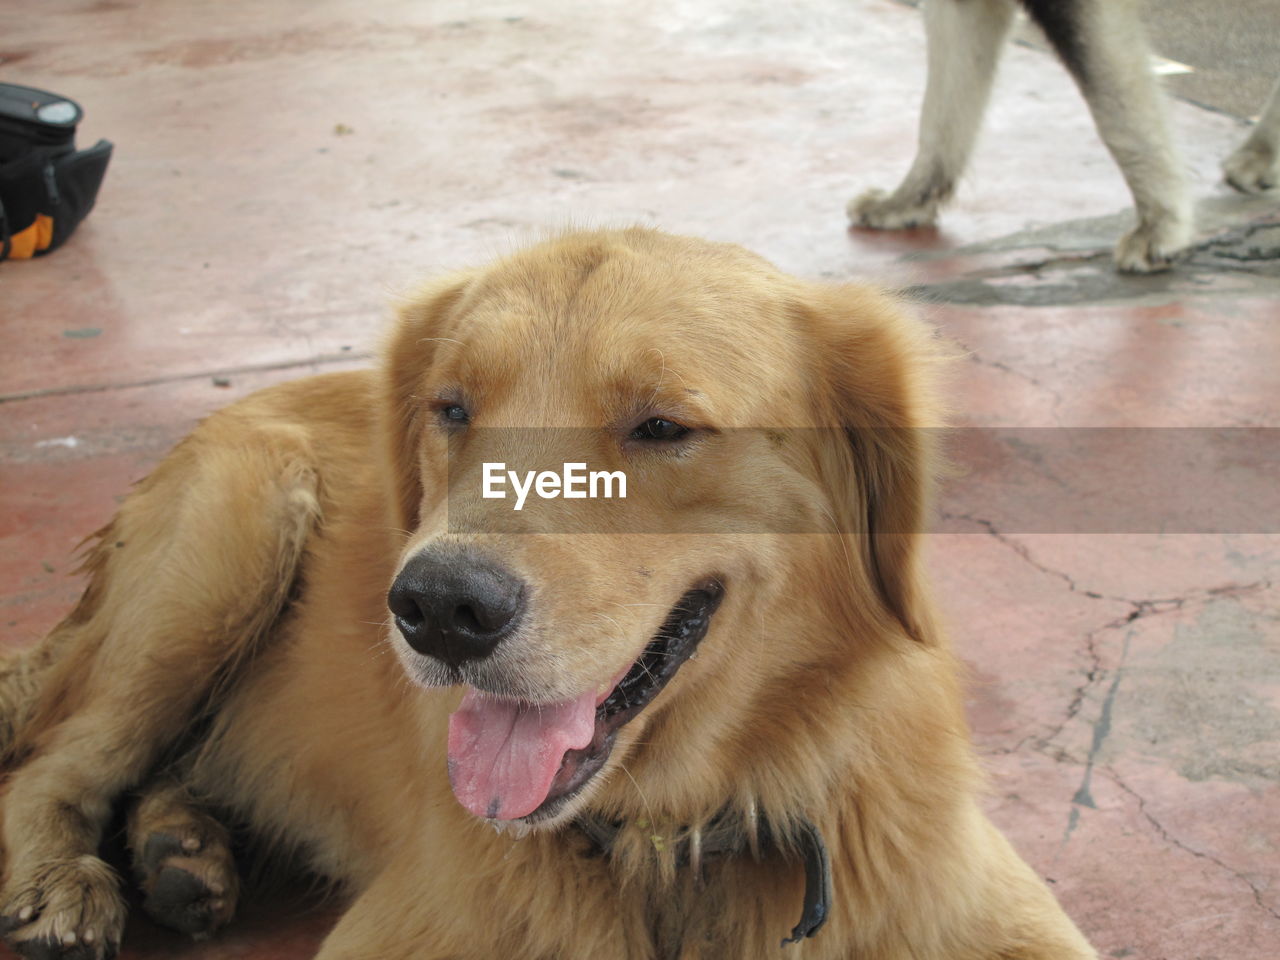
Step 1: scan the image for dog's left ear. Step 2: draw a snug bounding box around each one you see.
[381,270,476,534]
[796,283,947,644]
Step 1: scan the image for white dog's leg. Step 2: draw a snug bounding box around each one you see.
[1223,79,1280,193]
[849,0,1017,229]
[1027,0,1192,272]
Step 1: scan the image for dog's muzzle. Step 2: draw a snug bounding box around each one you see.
[444,579,725,823]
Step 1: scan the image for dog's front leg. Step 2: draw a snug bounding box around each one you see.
[0,631,79,765]
[1031,0,1192,271]
[1224,78,1280,193]
[0,423,321,960]
[849,0,1018,229]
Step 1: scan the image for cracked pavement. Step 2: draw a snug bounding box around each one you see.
[937,523,1279,952]
[1,0,1277,957]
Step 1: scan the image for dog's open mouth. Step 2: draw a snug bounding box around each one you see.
[446,579,724,823]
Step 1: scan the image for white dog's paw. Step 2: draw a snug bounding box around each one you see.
[1114,214,1192,274]
[847,188,940,230]
[1223,141,1278,194]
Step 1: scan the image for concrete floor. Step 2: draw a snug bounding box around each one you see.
[1,1,1278,958]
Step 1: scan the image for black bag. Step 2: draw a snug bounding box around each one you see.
[0,82,113,261]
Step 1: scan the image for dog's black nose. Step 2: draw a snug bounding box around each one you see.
[387,549,525,666]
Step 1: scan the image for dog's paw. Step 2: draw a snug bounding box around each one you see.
[0,856,125,960]
[1114,215,1191,273]
[134,818,238,940]
[1223,140,1278,194]
[847,188,940,230]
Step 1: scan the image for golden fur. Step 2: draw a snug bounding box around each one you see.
[0,228,1096,959]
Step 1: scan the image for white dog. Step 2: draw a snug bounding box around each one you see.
[849,0,1280,273]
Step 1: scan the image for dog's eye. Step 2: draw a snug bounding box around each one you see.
[629,417,690,443]
[439,404,470,426]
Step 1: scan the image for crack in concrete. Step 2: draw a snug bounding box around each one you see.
[964,510,1278,907]
[1069,630,1133,811]
[1034,609,1137,755]
[942,512,1271,611]
[963,351,1066,415]
[1105,770,1280,922]
[1061,630,1134,847]
[0,350,374,406]
[941,513,1083,594]
[948,512,1273,753]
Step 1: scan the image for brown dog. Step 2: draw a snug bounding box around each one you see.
[0,229,1097,959]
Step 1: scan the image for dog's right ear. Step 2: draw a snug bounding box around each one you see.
[796,282,948,645]
[381,271,476,534]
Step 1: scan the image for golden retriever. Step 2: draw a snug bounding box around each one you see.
[0,228,1096,959]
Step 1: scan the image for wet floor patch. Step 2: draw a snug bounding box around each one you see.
[904,195,1280,307]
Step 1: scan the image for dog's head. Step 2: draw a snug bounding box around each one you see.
[381,229,944,828]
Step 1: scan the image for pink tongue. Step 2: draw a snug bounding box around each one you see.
[447,688,598,820]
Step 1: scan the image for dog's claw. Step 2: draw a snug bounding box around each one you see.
[0,856,125,960]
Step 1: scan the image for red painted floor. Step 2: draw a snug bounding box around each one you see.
[2,1,1277,958]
